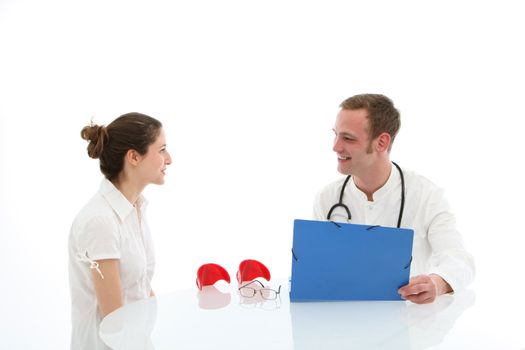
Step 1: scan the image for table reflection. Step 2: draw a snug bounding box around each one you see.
[291,300,410,349]
[99,284,474,350]
[406,290,475,349]
[290,290,474,350]
[99,297,157,350]
[197,285,231,310]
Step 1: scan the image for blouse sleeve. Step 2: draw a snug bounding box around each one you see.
[77,215,121,261]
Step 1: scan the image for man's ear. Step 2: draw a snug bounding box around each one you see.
[125,149,142,166]
[376,132,392,152]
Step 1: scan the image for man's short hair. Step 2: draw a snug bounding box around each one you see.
[340,94,401,149]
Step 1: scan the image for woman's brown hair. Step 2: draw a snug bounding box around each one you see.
[80,112,162,181]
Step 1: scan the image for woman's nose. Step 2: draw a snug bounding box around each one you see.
[165,151,172,165]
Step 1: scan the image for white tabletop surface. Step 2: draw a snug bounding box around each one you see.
[99,281,524,350]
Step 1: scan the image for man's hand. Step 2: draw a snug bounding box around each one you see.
[398,274,452,304]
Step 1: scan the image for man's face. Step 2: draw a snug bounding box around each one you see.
[332,108,375,176]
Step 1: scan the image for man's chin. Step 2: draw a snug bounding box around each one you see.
[337,166,351,176]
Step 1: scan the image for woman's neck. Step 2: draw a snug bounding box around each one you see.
[112,176,144,205]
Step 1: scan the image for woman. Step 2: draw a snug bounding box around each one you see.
[68,112,172,349]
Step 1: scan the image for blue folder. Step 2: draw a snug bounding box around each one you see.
[290,219,414,302]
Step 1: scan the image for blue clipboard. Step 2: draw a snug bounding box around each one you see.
[290,219,414,302]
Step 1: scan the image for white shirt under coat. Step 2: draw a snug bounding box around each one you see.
[313,166,475,293]
[68,178,155,350]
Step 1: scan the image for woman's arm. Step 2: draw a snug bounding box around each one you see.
[92,259,123,317]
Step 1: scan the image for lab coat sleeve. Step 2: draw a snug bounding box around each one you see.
[313,189,327,221]
[424,188,475,293]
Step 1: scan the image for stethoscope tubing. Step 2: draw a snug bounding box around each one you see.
[326,161,405,228]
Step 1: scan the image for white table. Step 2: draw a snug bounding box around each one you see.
[99,281,523,349]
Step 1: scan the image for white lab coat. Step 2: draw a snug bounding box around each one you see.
[313,166,475,293]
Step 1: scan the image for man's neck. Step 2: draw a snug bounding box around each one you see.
[353,160,392,201]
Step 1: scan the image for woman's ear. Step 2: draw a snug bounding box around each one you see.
[125,149,142,166]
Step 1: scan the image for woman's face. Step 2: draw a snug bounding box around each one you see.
[137,128,172,186]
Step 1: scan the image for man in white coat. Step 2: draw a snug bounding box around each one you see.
[314,93,475,304]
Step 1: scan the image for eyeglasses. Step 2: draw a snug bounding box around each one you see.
[238,280,282,300]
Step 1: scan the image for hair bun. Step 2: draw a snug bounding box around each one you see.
[80,123,108,159]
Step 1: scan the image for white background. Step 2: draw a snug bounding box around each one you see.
[1,0,524,348]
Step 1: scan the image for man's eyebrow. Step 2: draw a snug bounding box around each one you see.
[333,129,358,138]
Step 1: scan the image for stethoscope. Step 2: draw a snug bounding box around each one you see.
[326,161,406,228]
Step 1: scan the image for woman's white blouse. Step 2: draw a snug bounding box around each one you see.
[68,179,155,350]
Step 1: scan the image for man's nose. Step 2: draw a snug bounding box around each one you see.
[333,136,343,153]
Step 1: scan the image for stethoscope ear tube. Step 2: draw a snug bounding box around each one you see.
[393,161,405,229]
